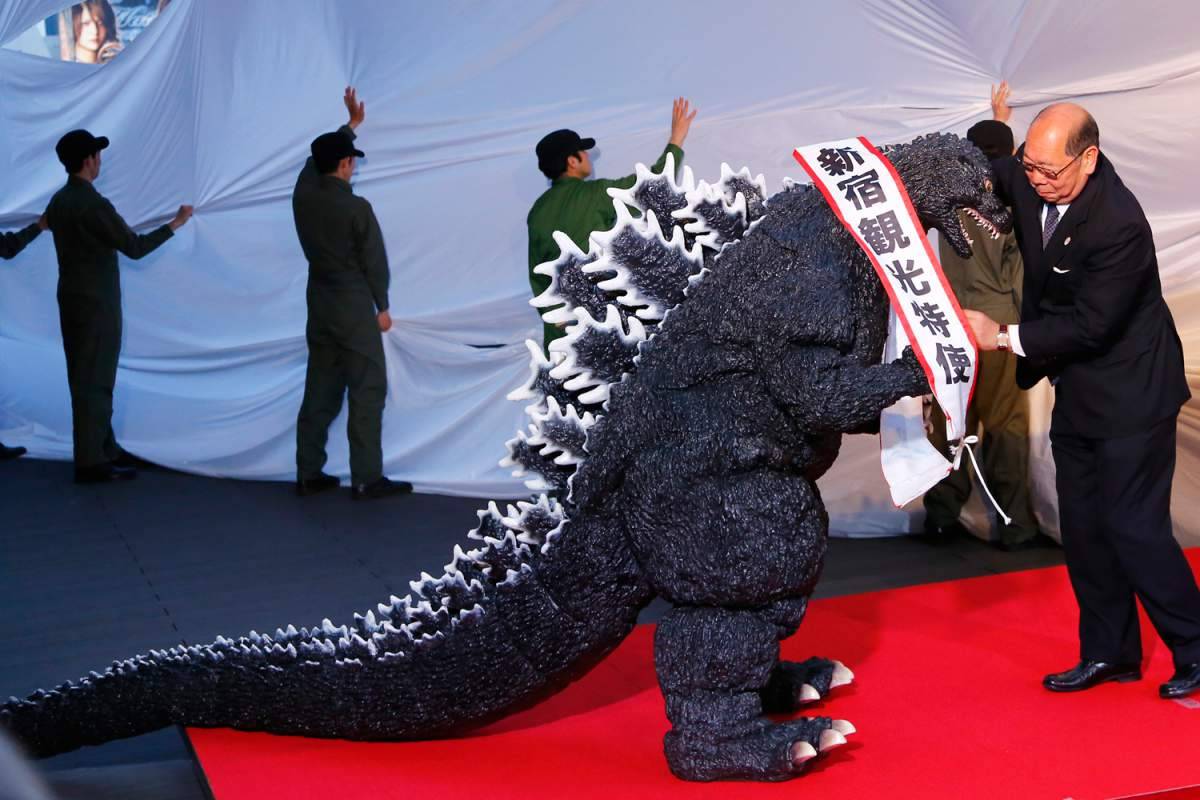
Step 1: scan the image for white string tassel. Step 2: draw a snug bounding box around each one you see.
[950,435,1013,527]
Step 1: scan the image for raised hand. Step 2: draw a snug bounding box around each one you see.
[668,96,697,147]
[991,81,1012,123]
[344,86,366,130]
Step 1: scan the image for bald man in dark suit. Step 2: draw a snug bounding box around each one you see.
[966,93,1200,700]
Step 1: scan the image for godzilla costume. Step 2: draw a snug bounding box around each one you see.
[2,133,1010,782]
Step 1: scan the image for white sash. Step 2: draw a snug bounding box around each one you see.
[793,137,978,507]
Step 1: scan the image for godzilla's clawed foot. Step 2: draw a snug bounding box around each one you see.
[789,720,855,766]
[665,716,856,781]
[762,657,855,712]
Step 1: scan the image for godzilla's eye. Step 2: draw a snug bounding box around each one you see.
[984,179,994,193]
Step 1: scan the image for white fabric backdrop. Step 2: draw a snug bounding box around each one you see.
[2,1,1199,541]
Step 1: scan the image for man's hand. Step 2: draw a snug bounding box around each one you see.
[345,86,366,130]
[168,205,194,231]
[991,81,1012,123]
[964,309,1000,351]
[37,213,48,231]
[668,97,697,148]
[378,309,392,333]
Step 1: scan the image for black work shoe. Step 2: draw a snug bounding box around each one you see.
[920,519,968,545]
[1043,660,1141,692]
[296,473,340,497]
[996,532,1059,552]
[74,463,138,484]
[351,477,413,501]
[112,451,156,470]
[0,443,27,461]
[1160,663,1200,699]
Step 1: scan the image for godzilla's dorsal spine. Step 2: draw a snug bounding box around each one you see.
[515,153,767,499]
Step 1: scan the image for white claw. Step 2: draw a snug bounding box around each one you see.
[831,660,855,688]
[790,741,817,766]
[819,729,848,752]
[831,719,856,736]
[799,683,820,703]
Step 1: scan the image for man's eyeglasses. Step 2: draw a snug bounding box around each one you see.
[1021,149,1087,181]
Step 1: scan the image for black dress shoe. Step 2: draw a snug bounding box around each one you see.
[1043,660,1141,692]
[996,532,1059,552]
[1160,663,1200,699]
[351,477,414,500]
[74,463,138,484]
[296,473,340,497]
[0,443,27,461]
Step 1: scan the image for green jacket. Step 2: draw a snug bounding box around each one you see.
[45,176,173,302]
[1,223,40,260]
[938,209,1023,325]
[292,125,390,346]
[527,143,684,346]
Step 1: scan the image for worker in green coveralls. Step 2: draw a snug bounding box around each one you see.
[45,129,193,483]
[292,87,412,501]
[923,84,1042,550]
[1,215,48,461]
[527,97,698,351]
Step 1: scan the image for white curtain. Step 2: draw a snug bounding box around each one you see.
[2,1,1199,541]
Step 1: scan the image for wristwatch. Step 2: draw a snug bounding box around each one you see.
[997,324,1010,352]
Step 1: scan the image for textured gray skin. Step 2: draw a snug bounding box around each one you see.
[1,133,1009,782]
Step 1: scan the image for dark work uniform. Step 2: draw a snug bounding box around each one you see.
[45,176,173,468]
[527,143,683,350]
[1,223,41,260]
[292,126,391,486]
[925,212,1038,546]
[0,223,42,459]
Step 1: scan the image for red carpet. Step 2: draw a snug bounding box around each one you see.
[189,550,1200,800]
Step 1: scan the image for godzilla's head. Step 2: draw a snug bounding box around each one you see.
[883,132,1012,258]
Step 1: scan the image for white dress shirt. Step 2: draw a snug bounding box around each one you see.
[1008,201,1070,357]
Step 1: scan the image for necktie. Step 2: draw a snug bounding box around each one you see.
[1042,203,1060,248]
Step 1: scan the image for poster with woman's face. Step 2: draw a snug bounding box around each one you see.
[3,1,172,64]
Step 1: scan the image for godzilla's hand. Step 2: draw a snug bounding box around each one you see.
[897,345,930,395]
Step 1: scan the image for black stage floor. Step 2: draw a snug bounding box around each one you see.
[0,456,1069,799]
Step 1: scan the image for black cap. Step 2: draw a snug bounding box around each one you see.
[311,130,365,172]
[55,129,109,169]
[536,129,595,177]
[966,120,1015,161]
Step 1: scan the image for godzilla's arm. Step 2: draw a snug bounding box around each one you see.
[764,345,928,433]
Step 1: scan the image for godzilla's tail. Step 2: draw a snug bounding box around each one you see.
[1,507,652,757]
[2,156,770,759]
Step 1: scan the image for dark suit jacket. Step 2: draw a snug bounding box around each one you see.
[991,152,1189,438]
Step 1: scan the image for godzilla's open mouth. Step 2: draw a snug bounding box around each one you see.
[957,207,1002,247]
